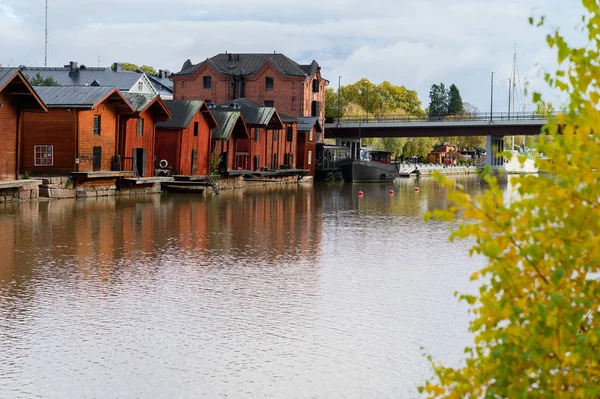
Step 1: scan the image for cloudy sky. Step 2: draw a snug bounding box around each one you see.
[0,0,585,112]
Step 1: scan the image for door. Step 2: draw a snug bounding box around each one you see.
[92,146,102,171]
[132,148,146,177]
[191,150,198,175]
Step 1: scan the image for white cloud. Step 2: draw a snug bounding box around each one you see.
[0,0,586,110]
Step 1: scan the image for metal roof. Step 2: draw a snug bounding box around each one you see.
[278,113,299,123]
[176,53,320,78]
[157,100,206,129]
[212,98,282,128]
[0,68,19,91]
[21,66,145,92]
[211,110,247,140]
[33,86,129,109]
[123,93,157,112]
[296,116,322,132]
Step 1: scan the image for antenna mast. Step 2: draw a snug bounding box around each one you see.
[44,0,48,66]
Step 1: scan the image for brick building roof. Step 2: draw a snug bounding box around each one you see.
[175,53,320,78]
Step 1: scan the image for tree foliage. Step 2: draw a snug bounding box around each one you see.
[422,3,600,397]
[139,65,158,75]
[535,100,555,118]
[428,83,449,117]
[29,72,59,86]
[447,84,463,115]
[118,62,158,75]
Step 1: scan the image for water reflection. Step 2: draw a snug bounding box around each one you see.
[0,177,495,398]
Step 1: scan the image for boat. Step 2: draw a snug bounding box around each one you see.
[504,150,538,174]
[339,150,400,182]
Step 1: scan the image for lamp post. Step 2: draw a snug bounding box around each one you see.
[337,75,341,126]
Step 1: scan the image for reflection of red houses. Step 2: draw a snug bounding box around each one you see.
[155,100,218,176]
[120,93,172,177]
[0,68,47,180]
[428,144,456,164]
[22,86,134,175]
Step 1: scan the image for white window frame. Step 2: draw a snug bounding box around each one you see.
[138,81,144,91]
[308,150,312,165]
[309,129,313,141]
[34,145,54,166]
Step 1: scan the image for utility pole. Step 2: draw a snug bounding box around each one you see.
[508,78,511,120]
[365,83,369,122]
[337,76,341,126]
[45,0,48,66]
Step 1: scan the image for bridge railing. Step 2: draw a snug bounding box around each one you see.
[326,112,556,125]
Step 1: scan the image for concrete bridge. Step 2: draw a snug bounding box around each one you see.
[323,112,550,167]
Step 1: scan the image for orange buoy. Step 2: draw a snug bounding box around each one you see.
[414,187,420,192]
[388,189,394,195]
[358,191,364,197]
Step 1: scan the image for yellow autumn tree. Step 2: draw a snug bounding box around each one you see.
[421,2,600,398]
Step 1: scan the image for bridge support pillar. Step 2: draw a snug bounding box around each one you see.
[486,135,505,167]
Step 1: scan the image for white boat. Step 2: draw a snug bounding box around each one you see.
[504,150,538,174]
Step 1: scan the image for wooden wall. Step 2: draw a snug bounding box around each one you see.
[122,108,158,177]
[0,92,18,179]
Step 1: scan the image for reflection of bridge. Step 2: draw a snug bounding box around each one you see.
[323,112,551,167]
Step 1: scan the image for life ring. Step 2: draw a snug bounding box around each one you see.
[159,159,169,168]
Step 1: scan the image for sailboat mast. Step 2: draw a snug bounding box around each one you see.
[511,44,517,150]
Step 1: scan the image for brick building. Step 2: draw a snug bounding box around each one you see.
[171,53,328,121]
[0,68,47,180]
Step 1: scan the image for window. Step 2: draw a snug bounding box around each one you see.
[309,129,313,141]
[254,128,260,142]
[93,115,101,136]
[265,76,274,90]
[34,145,54,166]
[286,126,293,142]
[273,130,278,142]
[308,150,312,165]
[264,100,274,107]
[311,101,320,117]
[193,122,199,137]
[203,76,211,89]
[137,118,144,137]
[253,155,260,171]
[291,97,295,110]
[138,81,144,91]
[292,82,295,89]
[181,81,185,88]
[312,79,320,93]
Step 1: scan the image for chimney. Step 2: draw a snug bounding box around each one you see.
[158,69,164,78]
[66,61,78,76]
[164,69,170,77]
[112,62,123,72]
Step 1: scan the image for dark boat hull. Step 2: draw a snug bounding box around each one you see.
[340,160,399,182]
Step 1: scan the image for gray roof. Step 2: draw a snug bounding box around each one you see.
[278,113,299,123]
[296,116,322,132]
[0,68,19,91]
[157,100,205,129]
[21,66,144,92]
[212,98,282,128]
[211,110,246,140]
[34,86,127,108]
[123,93,157,112]
[176,53,320,78]
[145,74,173,96]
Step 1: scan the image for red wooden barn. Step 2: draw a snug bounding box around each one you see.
[210,109,250,172]
[212,98,283,171]
[0,68,47,180]
[22,86,134,175]
[296,117,322,176]
[155,100,218,176]
[121,93,172,177]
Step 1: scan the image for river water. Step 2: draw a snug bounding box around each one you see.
[0,176,490,398]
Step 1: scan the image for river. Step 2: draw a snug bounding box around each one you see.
[0,176,491,398]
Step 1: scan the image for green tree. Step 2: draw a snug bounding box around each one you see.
[534,100,555,118]
[341,78,423,117]
[447,84,463,115]
[422,3,600,397]
[403,137,434,159]
[120,62,139,72]
[29,72,59,86]
[139,65,158,75]
[325,87,347,119]
[428,83,448,117]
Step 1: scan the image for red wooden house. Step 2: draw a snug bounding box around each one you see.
[155,100,218,176]
[121,93,172,177]
[210,110,250,172]
[0,68,47,180]
[211,98,283,171]
[21,86,134,175]
[295,117,322,176]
